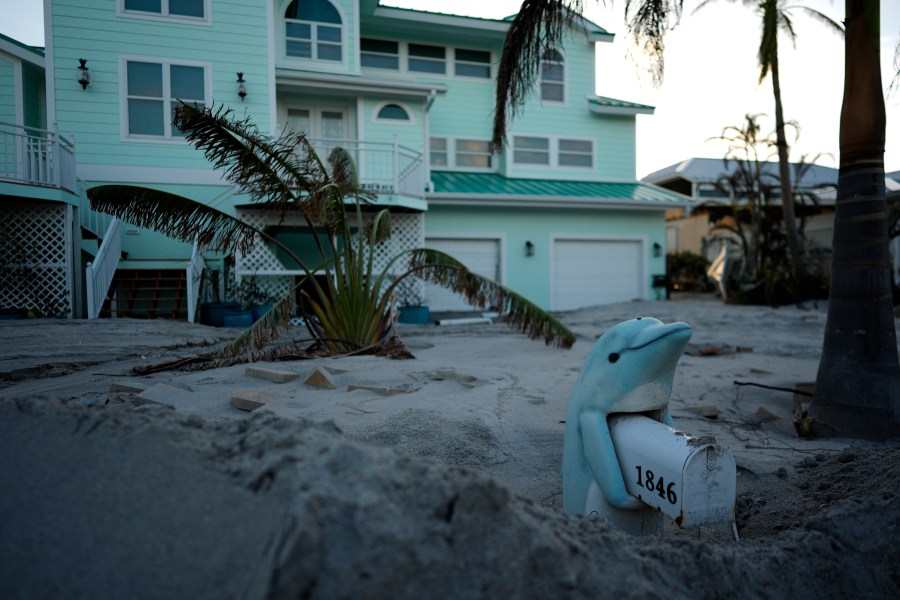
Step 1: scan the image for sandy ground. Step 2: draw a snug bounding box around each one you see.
[1,295,898,598]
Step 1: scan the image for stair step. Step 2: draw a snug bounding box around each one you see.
[101,267,191,320]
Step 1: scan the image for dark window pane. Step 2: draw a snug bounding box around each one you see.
[170,65,204,100]
[318,44,342,61]
[286,41,312,58]
[362,54,398,69]
[455,63,490,78]
[128,99,164,135]
[559,153,591,167]
[560,139,591,153]
[541,82,564,101]
[457,154,491,168]
[514,136,549,150]
[409,58,444,74]
[542,63,563,82]
[457,140,489,153]
[318,25,341,43]
[377,104,410,120]
[170,0,204,17]
[456,49,489,63]
[514,150,549,165]
[127,62,163,97]
[361,38,397,54]
[285,0,341,24]
[125,0,161,13]
[409,44,444,59]
[286,22,311,39]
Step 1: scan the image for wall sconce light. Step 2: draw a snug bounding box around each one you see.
[653,242,662,258]
[77,58,91,90]
[525,241,535,257]
[236,72,247,101]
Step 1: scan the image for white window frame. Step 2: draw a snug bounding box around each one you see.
[511,135,594,170]
[279,0,347,69]
[429,137,496,172]
[356,41,493,83]
[538,48,566,104]
[117,0,211,24]
[360,38,400,71]
[453,48,492,79]
[408,43,446,75]
[119,55,212,143]
[373,101,415,126]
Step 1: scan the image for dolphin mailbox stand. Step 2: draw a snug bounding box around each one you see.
[563,317,737,536]
[609,415,736,528]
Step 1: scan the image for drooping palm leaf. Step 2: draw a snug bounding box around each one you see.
[402,248,576,349]
[224,294,296,358]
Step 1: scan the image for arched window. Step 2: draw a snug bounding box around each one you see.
[284,0,343,62]
[540,49,564,102]
[376,103,411,122]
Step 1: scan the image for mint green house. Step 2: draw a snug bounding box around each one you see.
[1,0,689,319]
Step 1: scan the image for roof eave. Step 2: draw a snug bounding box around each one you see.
[588,104,654,116]
[275,70,448,98]
[425,193,690,210]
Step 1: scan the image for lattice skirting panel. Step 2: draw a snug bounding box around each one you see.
[0,201,73,317]
[234,208,424,306]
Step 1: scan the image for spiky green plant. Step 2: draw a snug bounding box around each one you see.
[88,104,575,361]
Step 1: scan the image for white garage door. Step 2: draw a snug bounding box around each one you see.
[424,237,500,312]
[552,239,643,311]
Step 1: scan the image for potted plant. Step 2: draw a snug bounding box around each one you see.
[395,278,430,325]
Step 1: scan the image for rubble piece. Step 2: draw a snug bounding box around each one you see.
[230,390,274,412]
[305,366,337,390]
[244,366,299,384]
[433,369,478,388]
[108,381,148,394]
[338,401,379,414]
[684,405,719,419]
[346,384,419,396]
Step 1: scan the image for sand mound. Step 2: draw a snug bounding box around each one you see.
[2,398,897,599]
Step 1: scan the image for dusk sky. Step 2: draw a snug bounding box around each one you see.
[3,0,898,177]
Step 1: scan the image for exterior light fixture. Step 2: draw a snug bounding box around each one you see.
[525,241,535,257]
[653,242,662,258]
[77,58,91,90]
[236,72,247,101]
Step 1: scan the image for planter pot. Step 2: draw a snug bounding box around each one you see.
[201,302,239,327]
[398,305,430,325]
[222,310,254,328]
[252,304,272,321]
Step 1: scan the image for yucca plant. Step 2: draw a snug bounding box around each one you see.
[88,104,575,363]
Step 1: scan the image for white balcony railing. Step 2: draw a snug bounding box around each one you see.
[306,136,425,199]
[0,122,76,193]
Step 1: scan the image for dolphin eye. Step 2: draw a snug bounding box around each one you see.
[608,353,620,363]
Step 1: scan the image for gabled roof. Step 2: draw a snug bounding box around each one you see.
[428,172,692,210]
[0,32,45,67]
[643,157,838,189]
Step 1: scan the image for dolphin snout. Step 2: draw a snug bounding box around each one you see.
[629,321,692,351]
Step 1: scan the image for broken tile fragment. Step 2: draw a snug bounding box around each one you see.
[244,366,299,384]
[108,380,148,394]
[684,405,719,419]
[305,366,336,389]
[230,390,273,412]
[433,369,477,388]
[346,384,419,396]
[136,383,192,408]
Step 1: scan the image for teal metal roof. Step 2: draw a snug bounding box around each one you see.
[429,172,692,208]
[588,96,654,115]
[0,32,44,58]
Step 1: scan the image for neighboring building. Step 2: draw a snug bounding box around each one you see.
[2,1,691,319]
[644,157,838,262]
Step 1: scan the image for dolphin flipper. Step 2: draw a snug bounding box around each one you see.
[579,410,642,510]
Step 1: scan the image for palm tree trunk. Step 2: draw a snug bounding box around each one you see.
[812,0,900,439]
[770,48,806,286]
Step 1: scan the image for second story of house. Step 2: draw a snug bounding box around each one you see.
[45,1,654,195]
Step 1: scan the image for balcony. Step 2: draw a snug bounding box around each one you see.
[306,137,425,200]
[0,122,76,194]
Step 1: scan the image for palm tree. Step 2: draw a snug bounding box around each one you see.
[696,0,843,294]
[493,0,898,439]
[89,104,575,366]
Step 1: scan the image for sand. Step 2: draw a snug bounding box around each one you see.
[1,296,898,598]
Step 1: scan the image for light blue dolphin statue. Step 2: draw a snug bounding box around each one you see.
[562,317,692,534]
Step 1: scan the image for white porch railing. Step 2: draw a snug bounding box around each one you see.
[0,121,76,192]
[85,218,121,319]
[186,239,205,323]
[307,136,425,199]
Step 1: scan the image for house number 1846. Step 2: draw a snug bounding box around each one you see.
[635,466,677,504]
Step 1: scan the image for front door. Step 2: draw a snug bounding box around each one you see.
[287,107,347,150]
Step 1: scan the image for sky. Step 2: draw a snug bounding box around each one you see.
[2,0,898,178]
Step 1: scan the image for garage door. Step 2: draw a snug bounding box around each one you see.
[552,239,643,310]
[423,237,500,312]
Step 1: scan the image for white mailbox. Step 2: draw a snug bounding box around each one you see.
[609,414,736,528]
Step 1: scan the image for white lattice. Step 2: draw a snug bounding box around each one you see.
[233,207,424,305]
[0,202,72,316]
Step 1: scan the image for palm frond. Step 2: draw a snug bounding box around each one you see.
[223,294,296,358]
[492,0,581,152]
[88,184,262,256]
[173,103,334,225]
[404,248,576,349]
[624,0,685,86]
[795,7,844,36]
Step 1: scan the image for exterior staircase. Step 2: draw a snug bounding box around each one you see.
[100,268,188,319]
